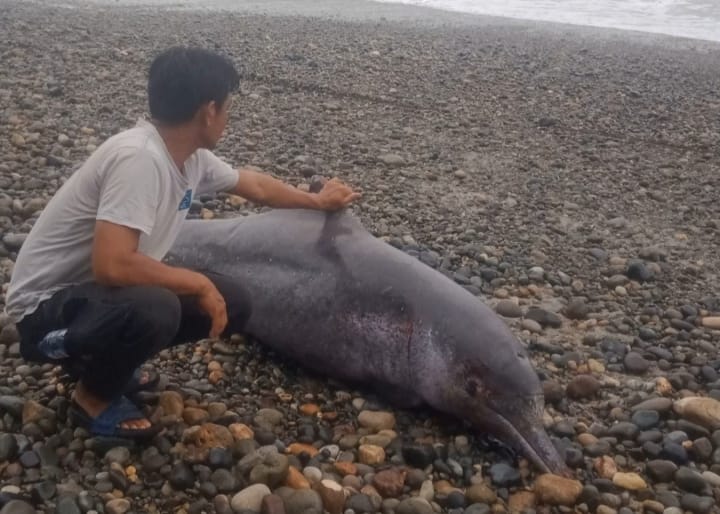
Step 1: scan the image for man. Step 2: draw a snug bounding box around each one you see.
[4,46,360,439]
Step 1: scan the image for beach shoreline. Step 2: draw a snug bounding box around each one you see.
[19,0,720,50]
[2,0,720,512]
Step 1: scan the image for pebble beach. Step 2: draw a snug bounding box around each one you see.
[2,0,720,513]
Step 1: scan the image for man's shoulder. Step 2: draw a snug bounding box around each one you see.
[191,148,235,171]
[95,125,168,171]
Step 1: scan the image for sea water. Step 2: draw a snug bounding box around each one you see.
[54,0,720,43]
[374,0,720,42]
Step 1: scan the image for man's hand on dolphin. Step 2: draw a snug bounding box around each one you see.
[314,177,362,210]
[231,168,360,211]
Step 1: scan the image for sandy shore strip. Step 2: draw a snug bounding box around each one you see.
[2,0,720,513]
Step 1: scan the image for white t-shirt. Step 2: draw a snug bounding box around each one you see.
[4,118,240,323]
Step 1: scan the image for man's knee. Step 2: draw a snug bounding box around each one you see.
[125,286,182,342]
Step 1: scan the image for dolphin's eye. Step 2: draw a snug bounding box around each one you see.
[465,378,480,396]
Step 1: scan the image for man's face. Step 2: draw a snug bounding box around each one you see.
[200,95,233,149]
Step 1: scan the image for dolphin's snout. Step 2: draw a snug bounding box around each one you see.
[515,423,573,477]
[476,394,572,477]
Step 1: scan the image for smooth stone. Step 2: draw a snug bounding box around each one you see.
[208,448,234,469]
[345,493,377,513]
[624,352,650,374]
[533,474,583,505]
[495,300,522,318]
[680,494,715,513]
[395,497,433,514]
[674,467,708,493]
[0,434,18,461]
[231,484,272,513]
[104,447,131,466]
[105,499,131,514]
[631,398,673,413]
[401,444,436,468]
[283,489,323,514]
[0,501,35,514]
[488,463,521,487]
[170,462,196,490]
[661,443,689,464]
[212,469,239,494]
[566,375,601,399]
[646,460,678,482]
[673,397,720,430]
[56,495,82,514]
[464,505,491,514]
[632,410,660,430]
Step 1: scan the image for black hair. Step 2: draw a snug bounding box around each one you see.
[147,46,240,124]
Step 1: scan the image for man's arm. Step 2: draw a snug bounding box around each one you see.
[92,220,228,337]
[91,221,205,293]
[231,168,360,210]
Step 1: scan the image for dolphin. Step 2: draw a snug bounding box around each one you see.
[164,206,571,476]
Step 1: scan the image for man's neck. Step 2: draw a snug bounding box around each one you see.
[152,121,200,173]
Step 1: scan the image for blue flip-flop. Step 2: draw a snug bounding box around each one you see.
[68,395,161,440]
[61,365,160,396]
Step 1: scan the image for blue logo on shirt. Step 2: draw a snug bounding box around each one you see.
[178,189,193,211]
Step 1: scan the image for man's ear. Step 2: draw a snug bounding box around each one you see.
[195,101,216,127]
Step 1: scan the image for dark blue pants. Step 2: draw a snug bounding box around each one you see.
[16,272,251,401]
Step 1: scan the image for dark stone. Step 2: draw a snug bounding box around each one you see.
[674,467,708,494]
[109,469,128,492]
[626,260,654,282]
[661,442,689,465]
[169,462,196,491]
[624,352,650,374]
[638,430,663,444]
[677,420,710,439]
[210,469,238,494]
[638,327,657,340]
[488,463,520,487]
[446,491,466,509]
[609,422,639,440]
[401,444,436,468]
[345,493,377,513]
[646,460,678,482]
[55,495,81,514]
[32,480,56,503]
[689,438,713,462]
[0,501,35,514]
[680,494,715,513]
[254,428,276,446]
[631,410,660,430]
[208,448,233,469]
[565,298,589,320]
[701,366,718,382]
[566,375,601,399]
[0,434,18,461]
[565,448,584,468]
[525,307,562,328]
[19,450,40,468]
[655,491,681,508]
[199,482,217,498]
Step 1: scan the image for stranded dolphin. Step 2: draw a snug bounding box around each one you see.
[164,207,571,476]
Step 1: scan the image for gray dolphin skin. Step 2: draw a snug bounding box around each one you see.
[165,207,571,476]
